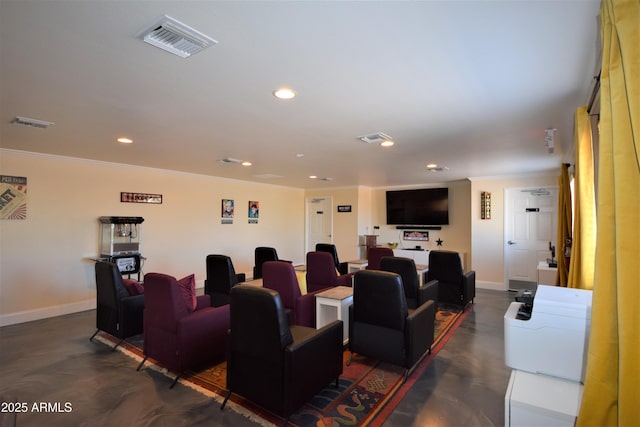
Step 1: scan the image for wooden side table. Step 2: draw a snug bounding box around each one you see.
[315,286,353,345]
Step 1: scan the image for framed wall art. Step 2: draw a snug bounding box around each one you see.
[0,175,27,220]
[248,201,259,224]
[221,199,234,224]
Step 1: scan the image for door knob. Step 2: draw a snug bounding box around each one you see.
[508,240,516,245]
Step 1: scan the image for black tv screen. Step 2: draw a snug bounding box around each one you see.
[386,188,449,225]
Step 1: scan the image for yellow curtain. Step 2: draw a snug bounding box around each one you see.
[556,163,571,286]
[577,0,640,426]
[567,106,596,290]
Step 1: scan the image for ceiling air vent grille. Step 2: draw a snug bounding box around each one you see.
[11,116,54,129]
[358,132,392,144]
[140,15,218,58]
[218,157,242,164]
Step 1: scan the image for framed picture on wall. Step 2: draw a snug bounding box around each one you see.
[221,199,234,224]
[248,201,259,224]
[0,175,27,220]
[403,230,429,241]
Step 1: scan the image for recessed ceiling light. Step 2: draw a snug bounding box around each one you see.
[426,163,438,169]
[273,87,296,100]
[296,153,305,158]
[380,140,394,147]
[241,161,252,166]
[309,175,317,179]
[117,137,133,144]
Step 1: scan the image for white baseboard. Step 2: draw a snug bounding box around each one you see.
[477,280,508,292]
[0,299,96,327]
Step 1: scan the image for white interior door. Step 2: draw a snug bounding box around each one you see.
[305,197,333,255]
[505,187,558,290]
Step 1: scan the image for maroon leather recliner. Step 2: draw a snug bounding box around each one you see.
[305,251,353,293]
[138,272,230,387]
[262,261,319,327]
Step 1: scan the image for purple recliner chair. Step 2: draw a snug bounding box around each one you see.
[365,246,394,270]
[262,261,319,327]
[138,272,230,387]
[305,251,354,293]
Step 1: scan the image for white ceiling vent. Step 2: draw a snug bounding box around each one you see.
[358,132,393,144]
[140,15,218,58]
[11,116,54,129]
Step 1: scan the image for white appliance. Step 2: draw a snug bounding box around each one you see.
[504,284,592,383]
[505,369,583,427]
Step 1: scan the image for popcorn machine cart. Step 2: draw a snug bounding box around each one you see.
[98,216,144,279]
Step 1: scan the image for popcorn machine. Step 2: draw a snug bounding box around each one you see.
[99,216,144,278]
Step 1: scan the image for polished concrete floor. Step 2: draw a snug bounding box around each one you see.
[0,289,514,426]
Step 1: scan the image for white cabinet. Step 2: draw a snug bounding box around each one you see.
[393,249,429,266]
[505,370,583,427]
[537,261,557,286]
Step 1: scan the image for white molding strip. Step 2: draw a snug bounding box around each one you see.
[0,299,96,327]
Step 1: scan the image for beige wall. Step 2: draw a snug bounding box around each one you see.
[470,174,559,290]
[0,148,561,325]
[304,187,361,261]
[370,180,472,267]
[0,150,304,325]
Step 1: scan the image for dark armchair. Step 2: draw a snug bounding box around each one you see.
[427,250,475,307]
[305,251,354,293]
[138,273,230,387]
[315,243,349,275]
[380,256,439,309]
[90,261,144,350]
[365,246,394,270]
[253,246,290,279]
[204,254,246,307]
[262,261,318,327]
[221,285,343,419]
[348,270,436,381]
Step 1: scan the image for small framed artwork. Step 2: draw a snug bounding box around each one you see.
[221,199,234,224]
[248,201,259,224]
[121,192,162,204]
[1,175,28,220]
[403,230,429,241]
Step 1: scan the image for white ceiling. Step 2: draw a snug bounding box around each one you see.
[0,1,601,189]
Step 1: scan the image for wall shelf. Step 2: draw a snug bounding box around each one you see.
[395,226,442,230]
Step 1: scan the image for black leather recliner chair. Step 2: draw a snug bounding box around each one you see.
[204,254,246,307]
[348,270,435,381]
[380,256,439,309]
[315,243,349,275]
[253,247,290,279]
[221,285,343,418]
[90,261,144,349]
[427,250,475,307]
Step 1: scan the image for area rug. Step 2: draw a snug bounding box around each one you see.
[95,303,470,426]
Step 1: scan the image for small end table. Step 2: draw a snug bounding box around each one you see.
[315,286,353,345]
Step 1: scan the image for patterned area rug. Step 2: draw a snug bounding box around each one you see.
[95,303,469,427]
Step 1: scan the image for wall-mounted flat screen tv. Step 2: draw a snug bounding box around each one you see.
[386,187,449,225]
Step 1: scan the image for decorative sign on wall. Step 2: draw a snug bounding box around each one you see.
[121,192,162,204]
[337,205,352,213]
[481,191,492,220]
[403,230,429,241]
[221,199,234,224]
[248,201,259,224]
[0,175,27,220]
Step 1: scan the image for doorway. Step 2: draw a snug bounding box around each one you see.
[505,187,558,291]
[305,196,333,255]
